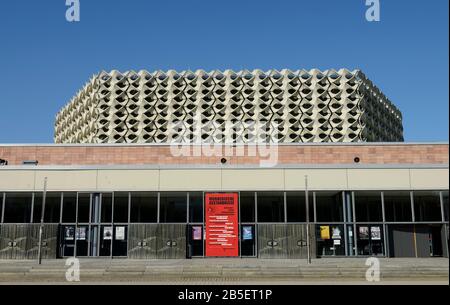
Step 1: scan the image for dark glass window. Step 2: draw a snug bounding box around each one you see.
[354,192,383,222]
[316,224,345,256]
[356,225,384,256]
[240,224,256,257]
[62,193,77,223]
[33,192,61,223]
[240,192,255,223]
[160,192,187,223]
[443,191,449,222]
[187,224,204,257]
[90,194,101,223]
[130,192,157,223]
[189,192,203,223]
[113,192,129,223]
[77,194,90,223]
[384,191,412,222]
[257,192,284,223]
[286,192,310,222]
[4,193,32,223]
[0,193,3,222]
[99,225,112,256]
[75,225,89,257]
[59,225,75,256]
[112,225,128,256]
[413,191,442,222]
[315,192,343,222]
[101,194,113,223]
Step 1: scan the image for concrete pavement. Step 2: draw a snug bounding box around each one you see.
[0,258,448,284]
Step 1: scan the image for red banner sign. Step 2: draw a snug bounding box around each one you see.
[205,193,239,257]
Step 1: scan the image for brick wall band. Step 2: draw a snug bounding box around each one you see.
[0,144,447,166]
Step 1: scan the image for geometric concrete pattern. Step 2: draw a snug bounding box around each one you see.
[54,69,404,144]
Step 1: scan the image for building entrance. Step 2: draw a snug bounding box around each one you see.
[58,193,129,258]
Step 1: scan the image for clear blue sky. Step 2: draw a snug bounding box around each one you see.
[0,0,448,143]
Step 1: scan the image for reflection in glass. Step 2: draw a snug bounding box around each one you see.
[62,193,77,223]
[160,192,187,223]
[413,191,442,222]
[315,192,343,222]
[77,194,90,223]
[286,192,305,222]
[3,193,32,223]
[113,192,129,223]
[130,192,157,223]
[33,192,61,223]
[101,194,113,223]
[257,192,284,223]
[354,192,383,222]
[189,192,203,223]
[384,191,412,222]
[240,192,255,223]
[443,191,449,221]
[0,193,3,222]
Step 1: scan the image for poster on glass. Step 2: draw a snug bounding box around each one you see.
[242,226,253,240]
[75,227,86,241]
[192,226,202,241]
[115,227,125,241]
[359,226,369,240]
[103,227,113,240]
[65,227,74,241]
[371,226,381,240]
[320,226,330,240]
[332,227,341,240]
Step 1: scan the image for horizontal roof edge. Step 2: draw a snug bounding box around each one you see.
[0,164,448,171]
[0,142,448,148]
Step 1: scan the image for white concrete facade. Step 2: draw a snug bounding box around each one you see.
[0,166,447,192]
[54,69,404,144]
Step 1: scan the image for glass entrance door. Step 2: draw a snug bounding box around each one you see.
[99,225,112,256]
[59,193,125,258]
[112,225,128,257]
[240,224,256,257]
[187,224,204,257]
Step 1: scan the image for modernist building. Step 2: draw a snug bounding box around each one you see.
[0,143,448,260]
[0,69,446,260]
[54,69,404,144]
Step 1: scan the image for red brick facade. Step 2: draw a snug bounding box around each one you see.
[0,144,448,166]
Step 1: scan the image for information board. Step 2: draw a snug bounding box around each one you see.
[205,193,239,257]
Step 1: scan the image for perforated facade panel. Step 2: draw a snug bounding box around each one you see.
[54,69,403,143]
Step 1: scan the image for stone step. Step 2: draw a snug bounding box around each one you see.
[4,267,448,273]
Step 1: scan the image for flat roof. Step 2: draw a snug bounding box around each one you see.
[0,142,448,147]
[1,164,448,170]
